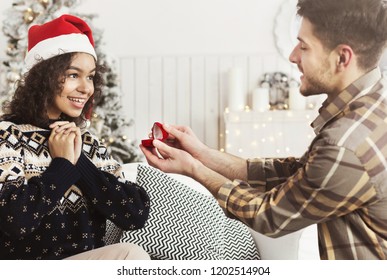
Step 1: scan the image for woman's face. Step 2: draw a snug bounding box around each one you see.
[47,52,96,119]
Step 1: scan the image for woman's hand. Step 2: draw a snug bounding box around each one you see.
[49,121,82,164]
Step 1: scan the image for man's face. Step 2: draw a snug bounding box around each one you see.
[289,18,336,97]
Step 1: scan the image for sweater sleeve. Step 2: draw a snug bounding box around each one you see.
[75,133,150,230]
[0,141,81,238]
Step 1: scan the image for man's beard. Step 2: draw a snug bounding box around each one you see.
[300,68,332,97]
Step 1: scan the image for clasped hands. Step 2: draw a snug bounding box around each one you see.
[48,121,82,165]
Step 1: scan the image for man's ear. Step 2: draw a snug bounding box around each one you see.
[335,44,353,70]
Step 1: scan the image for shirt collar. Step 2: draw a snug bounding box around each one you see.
[312,67,382,134]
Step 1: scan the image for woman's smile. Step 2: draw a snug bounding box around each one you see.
[67,96,87,109]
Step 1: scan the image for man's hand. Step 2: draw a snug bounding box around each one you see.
[160,124,209,160]
[140,139,201,177]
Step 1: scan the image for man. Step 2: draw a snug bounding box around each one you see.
[140,0,387,259]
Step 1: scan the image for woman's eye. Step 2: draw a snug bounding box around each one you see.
[87,75,95,81]
[68,73,78,78]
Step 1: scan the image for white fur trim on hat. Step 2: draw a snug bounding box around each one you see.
[24,33,97,71]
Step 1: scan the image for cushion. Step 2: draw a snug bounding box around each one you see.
[104,220,123,245]
[119,164,260,260]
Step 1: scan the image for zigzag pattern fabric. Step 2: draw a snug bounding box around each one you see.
[119,165,260,260]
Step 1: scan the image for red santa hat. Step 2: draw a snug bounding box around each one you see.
[25,14,97,70]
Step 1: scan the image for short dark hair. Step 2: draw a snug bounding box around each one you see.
[1,52,105,128]
[297,0,387,70]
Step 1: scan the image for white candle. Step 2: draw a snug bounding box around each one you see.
[227,67,245,111]
[288,86,305,110]
[252,87,270,112]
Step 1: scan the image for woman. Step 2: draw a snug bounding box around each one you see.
[0,14,150,260]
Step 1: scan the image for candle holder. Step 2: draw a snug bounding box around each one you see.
[260,72,289,110]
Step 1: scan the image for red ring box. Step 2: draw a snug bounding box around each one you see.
[141,122,169,148]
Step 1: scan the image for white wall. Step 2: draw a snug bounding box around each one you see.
[0,0,285,59]
[76,0,284,57]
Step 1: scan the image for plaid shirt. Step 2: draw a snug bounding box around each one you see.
[218,68,387,259]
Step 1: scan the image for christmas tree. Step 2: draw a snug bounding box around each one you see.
[0,0,140,163]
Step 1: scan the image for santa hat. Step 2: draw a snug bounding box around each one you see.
[25,14,97,70]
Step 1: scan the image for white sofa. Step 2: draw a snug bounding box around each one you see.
[121,162,320,260]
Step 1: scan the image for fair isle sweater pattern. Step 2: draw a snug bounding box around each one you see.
[0,121,150,259]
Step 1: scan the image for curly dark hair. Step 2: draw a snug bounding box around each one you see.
[1,52,105,128]
[297,0,387,71]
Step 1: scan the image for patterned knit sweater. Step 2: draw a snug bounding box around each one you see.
[0,120,150,260]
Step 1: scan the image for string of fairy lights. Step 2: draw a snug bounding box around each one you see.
[221,105,319,158]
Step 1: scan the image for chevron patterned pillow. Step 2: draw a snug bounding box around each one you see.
[119,164,260,260]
